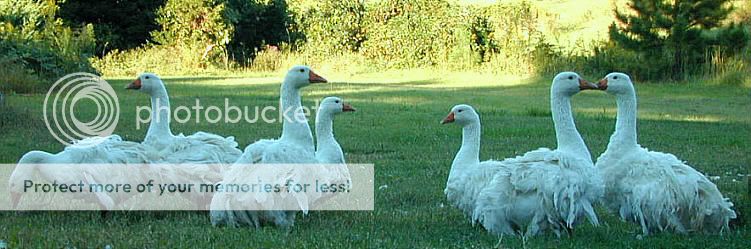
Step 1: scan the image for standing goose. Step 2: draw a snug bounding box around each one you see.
[444,72,603,237]
[126,73,242,164]
[210,65,327,228]
[594,72,736,235]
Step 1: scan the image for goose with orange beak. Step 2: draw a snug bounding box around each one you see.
[593,72,736,235]
[315,96,356,164]
[440,72,603,238]
[210,65,329,228]
[124,72,243,165]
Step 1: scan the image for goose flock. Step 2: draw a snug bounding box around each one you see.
[9,66,737,238]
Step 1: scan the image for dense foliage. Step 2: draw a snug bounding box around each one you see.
[1,0,749,92]
[58,0,165,55]
[609,0,749,80]
[290,0,365,59]
[0,0,96,93]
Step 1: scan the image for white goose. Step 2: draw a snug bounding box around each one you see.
[594,72,736,235]
[443,72,603,237]
[10,135,155,209]
[210,65,327,228]
[315,96,356,164]
[126,73,242,164]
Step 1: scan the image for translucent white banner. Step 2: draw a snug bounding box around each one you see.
[1,163,374,211]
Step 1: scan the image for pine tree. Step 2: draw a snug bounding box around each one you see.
[609,0,745,79]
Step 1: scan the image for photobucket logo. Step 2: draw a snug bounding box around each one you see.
[43,73,119,146]
[135,99,319,129]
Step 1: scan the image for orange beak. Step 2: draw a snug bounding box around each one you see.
[309,71,328,84]
[126,78,142,90]
[441,112,455,124]
[342,103,356,112]
[597,78,608,90]
[11,192,21,209]
[578,78,598,90]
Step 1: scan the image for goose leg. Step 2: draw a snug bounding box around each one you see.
[493,234,504,249]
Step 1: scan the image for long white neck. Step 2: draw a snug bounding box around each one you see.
[449,121,481,181]
[608,91,638,149]
[551,93,591,160]
[315,111,343,163]
[146,84,174,142]
[279,83,314,149]
[316,111,336,146]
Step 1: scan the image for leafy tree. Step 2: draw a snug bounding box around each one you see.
[151,0,233,66]
[362,0,461,68]
[225,0,292,65]
[609,0,749,79]
[0,0,96,93]
[57,0,165,55]
[290,0,365,58]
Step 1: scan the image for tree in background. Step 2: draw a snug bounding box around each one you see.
[57,0,165,56]
[225,0,293,65]
[151,0,232,67]
[0,0,96,93]
[609,0,749,80]
[290,0,366,59]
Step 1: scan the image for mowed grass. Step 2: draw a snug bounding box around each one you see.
[0,70,749,248]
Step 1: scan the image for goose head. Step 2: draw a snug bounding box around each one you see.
[284,65,327,89]
[318,97,356,116]
[125,73,164,94]
[8,168,28,209]
[552,72,597,96]
[9,151,50,209]
[441,104,479,126]
[597,72,634,95]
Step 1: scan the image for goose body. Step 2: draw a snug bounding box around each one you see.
[315,96,356,164]
[444,72,603,237]
[210,65,327,228]
[126,74,242,164]
[10,135,155,209]
[595,72,736,235]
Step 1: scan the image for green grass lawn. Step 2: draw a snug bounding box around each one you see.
[1,70,749,248]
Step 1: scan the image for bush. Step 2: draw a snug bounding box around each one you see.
[0,61,46,93]
[361,0,463,68]
[475,1,552,74]
[226,0,294,65]
[0,0,97,93]
[290,0,366,60]
[57,0,165,55]
[92,43,232,76]
[152,0,233,67]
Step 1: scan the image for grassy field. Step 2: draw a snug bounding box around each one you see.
[0,70,749,248]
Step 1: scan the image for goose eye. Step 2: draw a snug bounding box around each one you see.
[568,76,574,80]
[457,109,463,113]
[335,100,340,104]
[613,76,619,80]
[299,69,305,73]
[145,76,150,79]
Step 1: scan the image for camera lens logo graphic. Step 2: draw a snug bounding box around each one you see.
[44,73,120,146]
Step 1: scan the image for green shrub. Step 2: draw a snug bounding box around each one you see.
[152,0,232,67]
[225,0,293,65]
[0,61,46,93]
[0,0,97,93]
[361,0,463,68]
[58,0,165,54]
[291,0,366,60]
[475,1,552,74]
[92,43,231,76]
